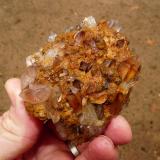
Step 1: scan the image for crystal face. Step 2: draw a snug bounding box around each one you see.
[20,17,141,145]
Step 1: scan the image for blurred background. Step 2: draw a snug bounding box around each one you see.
[0,0,160,159]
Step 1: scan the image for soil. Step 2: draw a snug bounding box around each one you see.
[0,0,160,159]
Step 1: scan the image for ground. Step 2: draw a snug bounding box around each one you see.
[0,0,160,159]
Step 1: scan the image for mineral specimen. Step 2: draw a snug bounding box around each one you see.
[20,16,141,145]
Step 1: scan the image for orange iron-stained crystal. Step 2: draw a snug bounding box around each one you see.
[20,16,141,145]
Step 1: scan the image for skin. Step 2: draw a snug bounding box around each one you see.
[0,78,132,160]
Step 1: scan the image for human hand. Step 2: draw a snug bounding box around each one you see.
[0,78,132,160]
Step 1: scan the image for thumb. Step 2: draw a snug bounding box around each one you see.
[0,78,42,160]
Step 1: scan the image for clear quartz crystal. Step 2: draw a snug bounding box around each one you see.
[45,49,59,58]
[26,55,36,67]
[21,66,36,89]
[107,19,122,32]
[82,16,97,28]
[48,32,57,42]
[20,84,51,104]
[26,52,43,67]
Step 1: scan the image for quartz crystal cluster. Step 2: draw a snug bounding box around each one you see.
[20,16,141,145]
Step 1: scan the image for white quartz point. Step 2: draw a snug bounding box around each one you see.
[26,55,35,67]
[26,52,43,67]
[43,43,65,67]
[45,43,65,58]
[46,49,58,58]
[107,19,122,32]
[48,32,57,42]
[82,16,97,28]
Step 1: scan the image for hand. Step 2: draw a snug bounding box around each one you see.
[0,78,132,160]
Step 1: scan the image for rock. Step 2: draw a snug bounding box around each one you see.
[20,16,141,145]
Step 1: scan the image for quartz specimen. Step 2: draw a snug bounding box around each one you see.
[20,16,141,145]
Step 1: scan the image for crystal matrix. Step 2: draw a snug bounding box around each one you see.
[20,16,141,145]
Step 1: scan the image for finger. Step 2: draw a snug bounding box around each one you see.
[24,128,73,160]
[0,78,42,160]
[5,78,24,108]
[76,135,118,160]
[104,115,132,145]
